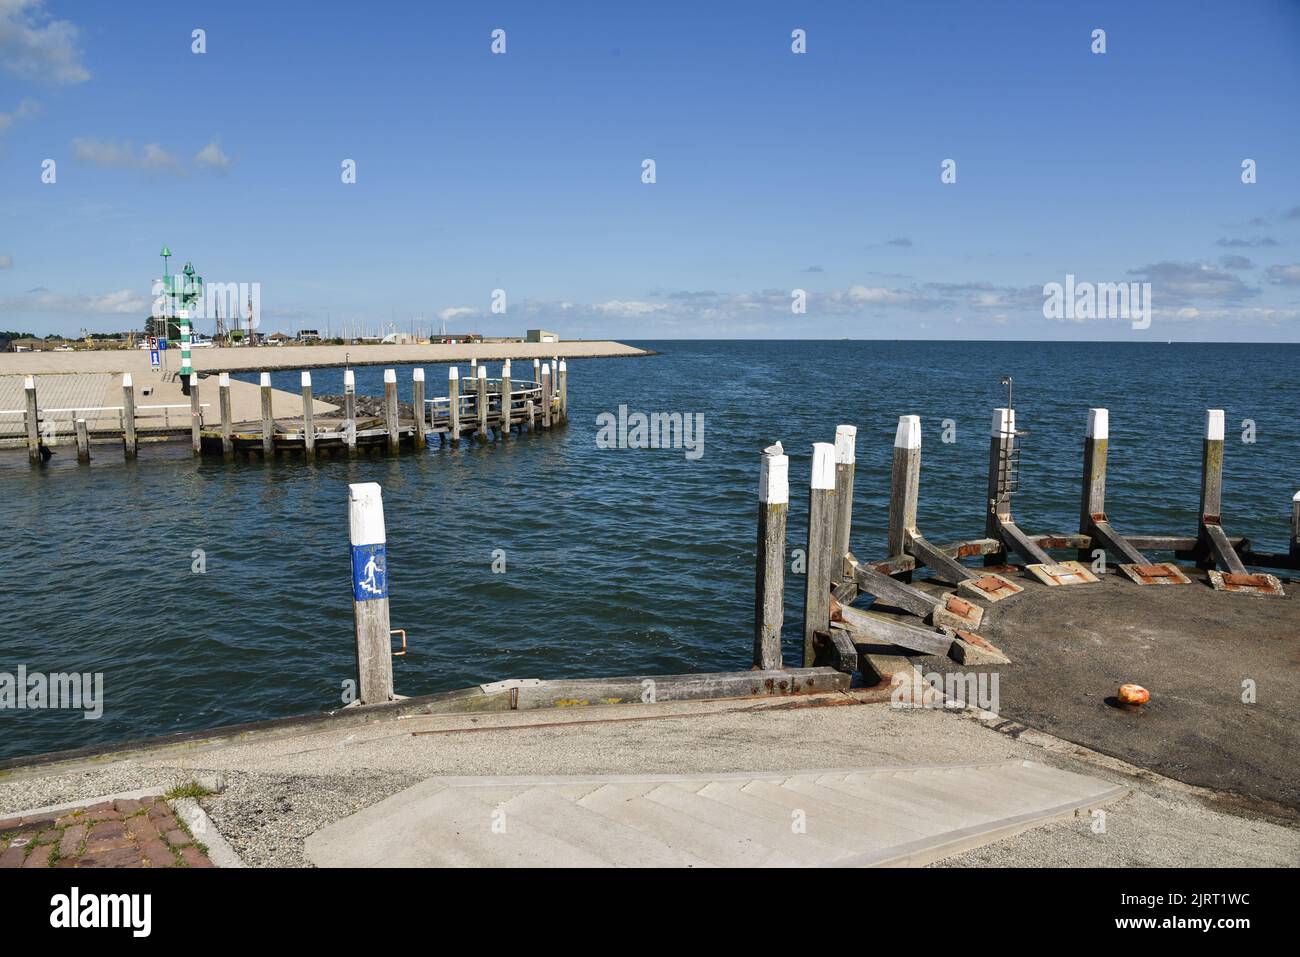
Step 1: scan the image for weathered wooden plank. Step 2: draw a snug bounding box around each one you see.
[998,519,1053,565]
[851,562,939,619]
[817,629,859,675]
[907,534,978,584]
[831,601,953,657]
[1204,522,1248,575]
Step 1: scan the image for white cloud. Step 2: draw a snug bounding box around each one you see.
[437,306,476,323]
[72,137,186,173]
[0,254,11,268]
[0,286,148,315]
[0,0,89,84]
[1266,264,1300,286]
[0,95,37,133]
[194,139,230,171]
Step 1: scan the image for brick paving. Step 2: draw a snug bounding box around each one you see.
[0,796,214,869]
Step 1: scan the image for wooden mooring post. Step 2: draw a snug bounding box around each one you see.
[802,442,836,667]
[23,376,40,464]
[75,417,90,463]
[985,407,1052,566]
[448,367,461,446]
[832,424,856,581]
[384,369,399,454]
[1079,408,1145,566]
[348,482,395,705]
[343,369,358,458]
[412,368,426,449]
[301,372,316,461]
[122,373,137,459]
[499,360,512,439]
[1292,491,1300,565]
[1197,409,1247,574]
[541,363,552,430]
[219,373,234,461]
[754,442,789,670]
[888,415,921,561]
[558,360,568,423]
[259,372,274,457]
[476,364,489,440]
[189,374,201,455]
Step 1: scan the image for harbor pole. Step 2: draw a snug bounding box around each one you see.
[476,365,488,440]
[984,407,1015,564]
[754,442,789,670]
[526,398,535,432]
[189,374,201,455]
[499,360,511,440]
[23,376,39,464]
[1197,409,1246,573]
[75,417,90,463]
[301,372,316,461]
[541,363,552,429]
[832,424,856,581]
[384,369,399,454]
[888,415,921,562]
[343,369,358,458]
[122,373,137,459]
[260,372,274,457]
[219,373,233,460]
[558,360,568,423]
[411,368,426,449]
[348,482,394,704]
[803,442,836,667]
[448,367,461,446]
[1291,491,1300,565]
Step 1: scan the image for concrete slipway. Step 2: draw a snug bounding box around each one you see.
[1,681,1296,867]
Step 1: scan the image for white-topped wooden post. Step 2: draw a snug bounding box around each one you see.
[259,372,274,456]
[802,442,836,667]
[476,364,489,440]
[888,415,921,560]
[447,366,461,445]
[348,482,394,704]
[301,371,316,461]
[188,374,202,455]
[23,375,40,464]
[754,442,789,670]
[343,369,358,458]
[1291,491,1300,565]
[411,368,426,449]
[75,417,90,463]
[1196,409,1246,572]
[383,369,399,454]
[526,398,535,431]
[558,360,568,423]
[122,373,137,459]
[499,360,512,440]
[984,407,1015,561]
[540,362,552,429]
[1079,408,1108,561]
[832,425,856,581]
[218,372,233,460]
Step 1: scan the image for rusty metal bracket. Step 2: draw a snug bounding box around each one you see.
[1024,561,1099,587]
[957,573,1024,603]
[1207,570,1286,598]
[1118,562,1191,586]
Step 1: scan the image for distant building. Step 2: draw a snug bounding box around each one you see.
[299,329,321,341]
[526,329,560,343]
[266,331,293,345]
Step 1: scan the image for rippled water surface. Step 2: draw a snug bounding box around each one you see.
[2,340,1297,760]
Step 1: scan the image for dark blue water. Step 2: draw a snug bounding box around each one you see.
[2,341,1297,761]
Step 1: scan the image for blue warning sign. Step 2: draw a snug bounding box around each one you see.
[350,543,387,601]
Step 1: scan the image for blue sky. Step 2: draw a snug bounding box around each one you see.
[1,0,1299,340]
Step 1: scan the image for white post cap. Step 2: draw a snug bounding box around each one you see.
[559,360,567,372]
[347,482,386,546]
[344,369,356,389]
[448,366,459,380]
[23,375,34,390]
[259,372,271,388]
[811,442,836,490]
[189,373,197,385]
[1293,490,1300,502]
[413,367,424,382]
[301,371,312,387]
[383,369,396,384]
[834,425,856,465]
[1086,408,1108,440]
[219,372,230,387]
[991,407,1015,436]
[501,359,511,376]
[477,365,487,378]
[759,442,789,505]
[895,415,921,449]
[533,358,540,368]
[122,373,133,388]
[1205,409,1225,441]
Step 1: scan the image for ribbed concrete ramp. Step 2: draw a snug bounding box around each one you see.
[306,760,1126,867]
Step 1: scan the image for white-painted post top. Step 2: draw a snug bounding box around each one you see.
[219,373,230,387]
[895,415,921,449]
[501,359,511,376]
[834,424,857,465]
[559,360,567,372]
[347,483,386,546]
[759,443,789,504]
[383,369,396,384]
[477,365,487,379]
[1205,409,1225,441]
[189,373,197,385]
[533,358,540,369]
[811,442,836,490]
[23,375,34,390]
[122,373,133,388]
[259,372,271,388]
[1293,490,1300,503]
[448,366,459,380]
[344,369,356,391]
[1086,407,1108,440]
[301,371,312,387]
[413,367,424,382]
[991,407,1015,437]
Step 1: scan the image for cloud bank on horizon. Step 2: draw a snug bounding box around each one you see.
[1,0,1299,341]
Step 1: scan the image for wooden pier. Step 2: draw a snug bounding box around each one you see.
[752,405,1297,679]
[7,362,569,463]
